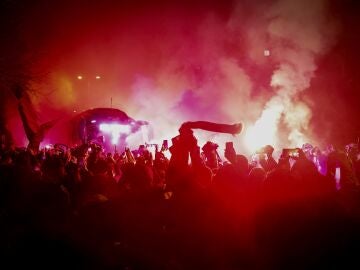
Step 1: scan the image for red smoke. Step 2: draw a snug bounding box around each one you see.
[4,0,360,154]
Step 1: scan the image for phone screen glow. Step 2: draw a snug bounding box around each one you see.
[335,167,341,190]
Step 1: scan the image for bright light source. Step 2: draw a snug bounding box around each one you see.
[244,102,284,153]
[77,75,83,80]
[91,120,97,123]
[264,49,270,56]
[335,167,341,190]
[99,123,131,144]
[45,144,52,149]
[95,75,101,80]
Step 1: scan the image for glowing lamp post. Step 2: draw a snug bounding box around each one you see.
[76,75,101,93]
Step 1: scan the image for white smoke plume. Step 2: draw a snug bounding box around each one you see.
[243,0,338,151]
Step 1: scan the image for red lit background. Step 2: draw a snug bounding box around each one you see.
[1,0,359,153]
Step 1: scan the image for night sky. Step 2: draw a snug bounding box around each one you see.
[1,0,360,151]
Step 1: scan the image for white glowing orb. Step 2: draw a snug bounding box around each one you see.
[99,123,131,144]
[244,103,284,153]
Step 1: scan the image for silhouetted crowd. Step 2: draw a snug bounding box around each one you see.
[1,130,360,269]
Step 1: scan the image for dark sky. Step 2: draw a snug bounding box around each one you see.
[1,0,360,149]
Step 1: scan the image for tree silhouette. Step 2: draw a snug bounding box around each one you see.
[0,0,50,150]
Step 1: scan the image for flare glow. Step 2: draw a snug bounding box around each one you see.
[244,101,284,153]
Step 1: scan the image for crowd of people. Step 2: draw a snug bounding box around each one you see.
[0,126,360,269]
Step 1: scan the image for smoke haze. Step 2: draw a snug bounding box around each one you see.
[2,0,359,153]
